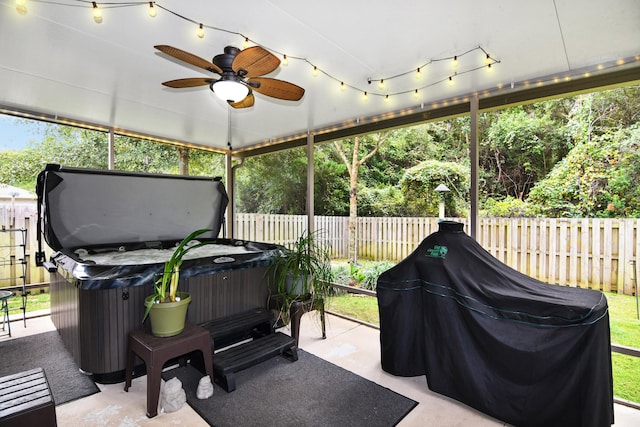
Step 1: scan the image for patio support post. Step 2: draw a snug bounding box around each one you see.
[306,131,315,234]
[469,94,479,239]
[108,128,115,170]
[225,152,234,239]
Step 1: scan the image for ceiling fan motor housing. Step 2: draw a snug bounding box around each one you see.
[213,46,241,72]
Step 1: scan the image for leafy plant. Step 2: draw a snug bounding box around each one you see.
[268,230,333,325]
[142,228,212,321]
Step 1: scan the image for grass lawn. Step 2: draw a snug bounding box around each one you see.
[328,291,640,403]
[6,290,50,313]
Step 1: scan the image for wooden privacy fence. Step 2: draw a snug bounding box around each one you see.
[236,214,640,295]
[2,204,639,295]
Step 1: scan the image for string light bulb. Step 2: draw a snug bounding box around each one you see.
[384,94,390,103]
[363,91,368,100]
[487,63,493,72]
[312,66,318,77]
[282,54,288,66]
[92,2,103,24]
[378,79,385,90]
[148,2,156,18]
[340,81,346,92]
[414,89,420,99]
[485,53,491,64]
[243,37,250,48]
[15,0,27,15]
[448,75,454,86]
[416,68,422,80]
[452,55,458,68]
[196,23,204,38]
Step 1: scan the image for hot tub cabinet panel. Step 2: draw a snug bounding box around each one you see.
[50,266,271,382]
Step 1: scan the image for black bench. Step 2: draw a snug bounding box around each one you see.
[0,367,57,427]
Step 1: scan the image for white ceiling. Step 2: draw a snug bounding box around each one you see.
[1,0,639,153]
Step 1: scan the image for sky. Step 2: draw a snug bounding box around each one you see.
[0,114,47,151]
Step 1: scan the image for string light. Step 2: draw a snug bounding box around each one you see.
[378,79,385,90]
[452,55,458,68]
[312,66,318,77]
[487,63,493,72]
[448,75,454,86]
[196,23,204,38]
[15,0,27,15]
[148,2,156,18]
[384,94,390,103]
[282,54,288,66]
[340,82,346,92]
[416,68,422,80]
[414,89,420,99]
[92,2,102,24]
[243,37,250,48]
[486,53,492,64]
[363,91,368,100]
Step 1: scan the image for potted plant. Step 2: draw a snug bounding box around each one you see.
[143,228,212,337]
[268,230,333,327]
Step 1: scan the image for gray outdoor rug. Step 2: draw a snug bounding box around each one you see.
[0,330,100,405]
[163,349,417,427]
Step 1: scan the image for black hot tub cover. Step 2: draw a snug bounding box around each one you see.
[376,221,613,427]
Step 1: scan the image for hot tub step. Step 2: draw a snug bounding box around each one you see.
[212,332,297,392]
[199,308,273,350]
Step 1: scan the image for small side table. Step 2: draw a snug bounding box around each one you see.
[124,321,213,418]
[0,290,13,337]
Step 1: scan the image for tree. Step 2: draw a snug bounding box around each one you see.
[333,132,390,263]
[399,160,470,217]
[480,102,570,200]
[236,148,307,214]
[527,124,640,217]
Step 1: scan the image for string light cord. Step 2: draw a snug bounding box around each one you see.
[368,46,495,83]
[29,0,147,8]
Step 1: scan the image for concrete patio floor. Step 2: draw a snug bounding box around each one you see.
[3,312,640,426]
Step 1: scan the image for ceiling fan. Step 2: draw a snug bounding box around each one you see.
[154,45,305,108]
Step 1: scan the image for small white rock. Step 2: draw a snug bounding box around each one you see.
[196,375,214,399]
[160,377,186,413]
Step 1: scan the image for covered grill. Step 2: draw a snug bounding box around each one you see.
[36,164,280,382]
[377,221,613,427]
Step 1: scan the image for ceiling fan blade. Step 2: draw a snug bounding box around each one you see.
[155,45,222,74]
[161,78,214,88]
[229,93,255,109]
[232,46,280,77]
[248,78,305,101]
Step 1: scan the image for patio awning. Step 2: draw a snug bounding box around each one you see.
[1,0,639,155]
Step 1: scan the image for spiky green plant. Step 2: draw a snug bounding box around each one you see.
[268,230,333,325]
[143,228,212,321]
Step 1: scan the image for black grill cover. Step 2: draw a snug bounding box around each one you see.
[377,221,613,427]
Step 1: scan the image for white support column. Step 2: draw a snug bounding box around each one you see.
[306,131,315,234]
[469,94,479,239]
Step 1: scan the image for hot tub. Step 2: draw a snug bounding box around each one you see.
[36,164,279,382]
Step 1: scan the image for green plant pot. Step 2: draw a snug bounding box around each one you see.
[144,292,191,337]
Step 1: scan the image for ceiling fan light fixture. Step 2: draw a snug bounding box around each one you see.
[16,0,27,15]
[212,80,249,103]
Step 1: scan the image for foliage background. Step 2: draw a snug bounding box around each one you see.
[1,86,639,219]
